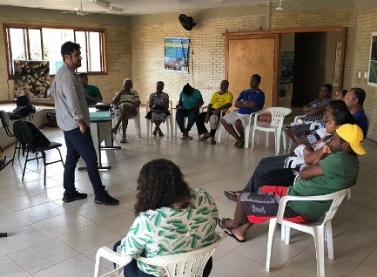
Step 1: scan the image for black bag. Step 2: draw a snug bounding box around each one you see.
[23,121,51,149]
[46,113,58,127]
[12,96,36,118]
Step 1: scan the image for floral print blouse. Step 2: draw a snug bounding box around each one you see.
[120,188,218,276]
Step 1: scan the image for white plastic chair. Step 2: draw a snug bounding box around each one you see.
[225,110,257,148]
[94,232,224,277]
[201,106,227,143]
[146,100,173,137]
[251,107,292,155]
[265,188,350,277]
[174,105,205,137]
[286,115,324,153]
[113,107,141,138]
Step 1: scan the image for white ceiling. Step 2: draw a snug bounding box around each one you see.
[0,0,356,16]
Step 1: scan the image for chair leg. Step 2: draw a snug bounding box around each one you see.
[217,124,222,143]
[22,150,30,181]
[42,151,47,186]
[56,148,65,166]
[11,141,19,165]
[325,222,334,260]
[169,116,174,137]
[146,119,150,137]
[275,129,281,155]
[314,228,326,277]
[244,125,250,149]
[251,128,256,150]
[265,218,278,272]
[282,129,287,152]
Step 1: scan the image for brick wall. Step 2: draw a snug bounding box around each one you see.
[352,6,377,140]
[0,7,132,103]
[130,7,354,107]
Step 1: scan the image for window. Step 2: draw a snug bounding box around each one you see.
[5,26,106,75]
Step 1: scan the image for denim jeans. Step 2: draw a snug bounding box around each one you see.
[63,127,105,196]
[176,108,199,133]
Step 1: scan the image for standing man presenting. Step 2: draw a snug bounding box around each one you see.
[79,73,103,106]
[51,41,119,206]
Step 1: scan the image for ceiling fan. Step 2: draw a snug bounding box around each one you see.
[258,0,297,11]
[61,0,91,16]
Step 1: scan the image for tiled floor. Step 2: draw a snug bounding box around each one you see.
[1,116,377,277]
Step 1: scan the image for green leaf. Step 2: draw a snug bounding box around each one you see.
[193,216,207,223]
[146,219,153,232]
[166,219,183,224]
[173,240,186,250]
[162,226,176,231]
[160,211,167,218]
[176,227,189,234]
[198,195,204,206]
[187,207,193,220]
[164,234,177,240]
[172,222,186,228]
[154,214,162,226]
[197,207,211,215]
[158,243,169,252]
[191,236,197,248]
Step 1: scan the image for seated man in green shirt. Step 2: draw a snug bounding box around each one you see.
[218,124,366,242]
[79,73,103,106]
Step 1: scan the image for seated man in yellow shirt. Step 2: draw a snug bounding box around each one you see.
[196,80,233,144]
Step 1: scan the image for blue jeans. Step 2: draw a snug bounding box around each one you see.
[176,108,199,134]
[63,127,105,195]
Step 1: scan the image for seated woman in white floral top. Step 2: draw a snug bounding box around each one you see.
[116,159,218,277]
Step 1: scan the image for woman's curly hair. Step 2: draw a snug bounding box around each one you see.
[134,159,191,215]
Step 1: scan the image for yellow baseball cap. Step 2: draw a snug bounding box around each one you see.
[336,124,367,155]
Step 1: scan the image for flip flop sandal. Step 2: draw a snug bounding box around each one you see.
[224,191,239,202]
[224,227,246,243]
[120,137,127,143]
[218,218,233,230]
[211,140,216,145]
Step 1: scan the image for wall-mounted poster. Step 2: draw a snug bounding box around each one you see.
[367,32,377,87]
[164,37,190,73]
[14,60,50,98]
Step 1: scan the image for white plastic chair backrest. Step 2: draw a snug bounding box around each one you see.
[321,189,349,226]
[278,188,349,227]
[138,233,223,277]
[254,107,292,128]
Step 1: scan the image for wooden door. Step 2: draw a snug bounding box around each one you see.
[225,34,280,108]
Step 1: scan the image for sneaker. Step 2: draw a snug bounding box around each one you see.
[94,192,119,206]
[63,191,88,203]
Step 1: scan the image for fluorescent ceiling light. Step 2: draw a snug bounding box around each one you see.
[109,6,124,12]
[92,0,109,9]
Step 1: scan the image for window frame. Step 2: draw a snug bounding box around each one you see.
[3,24,107,78]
